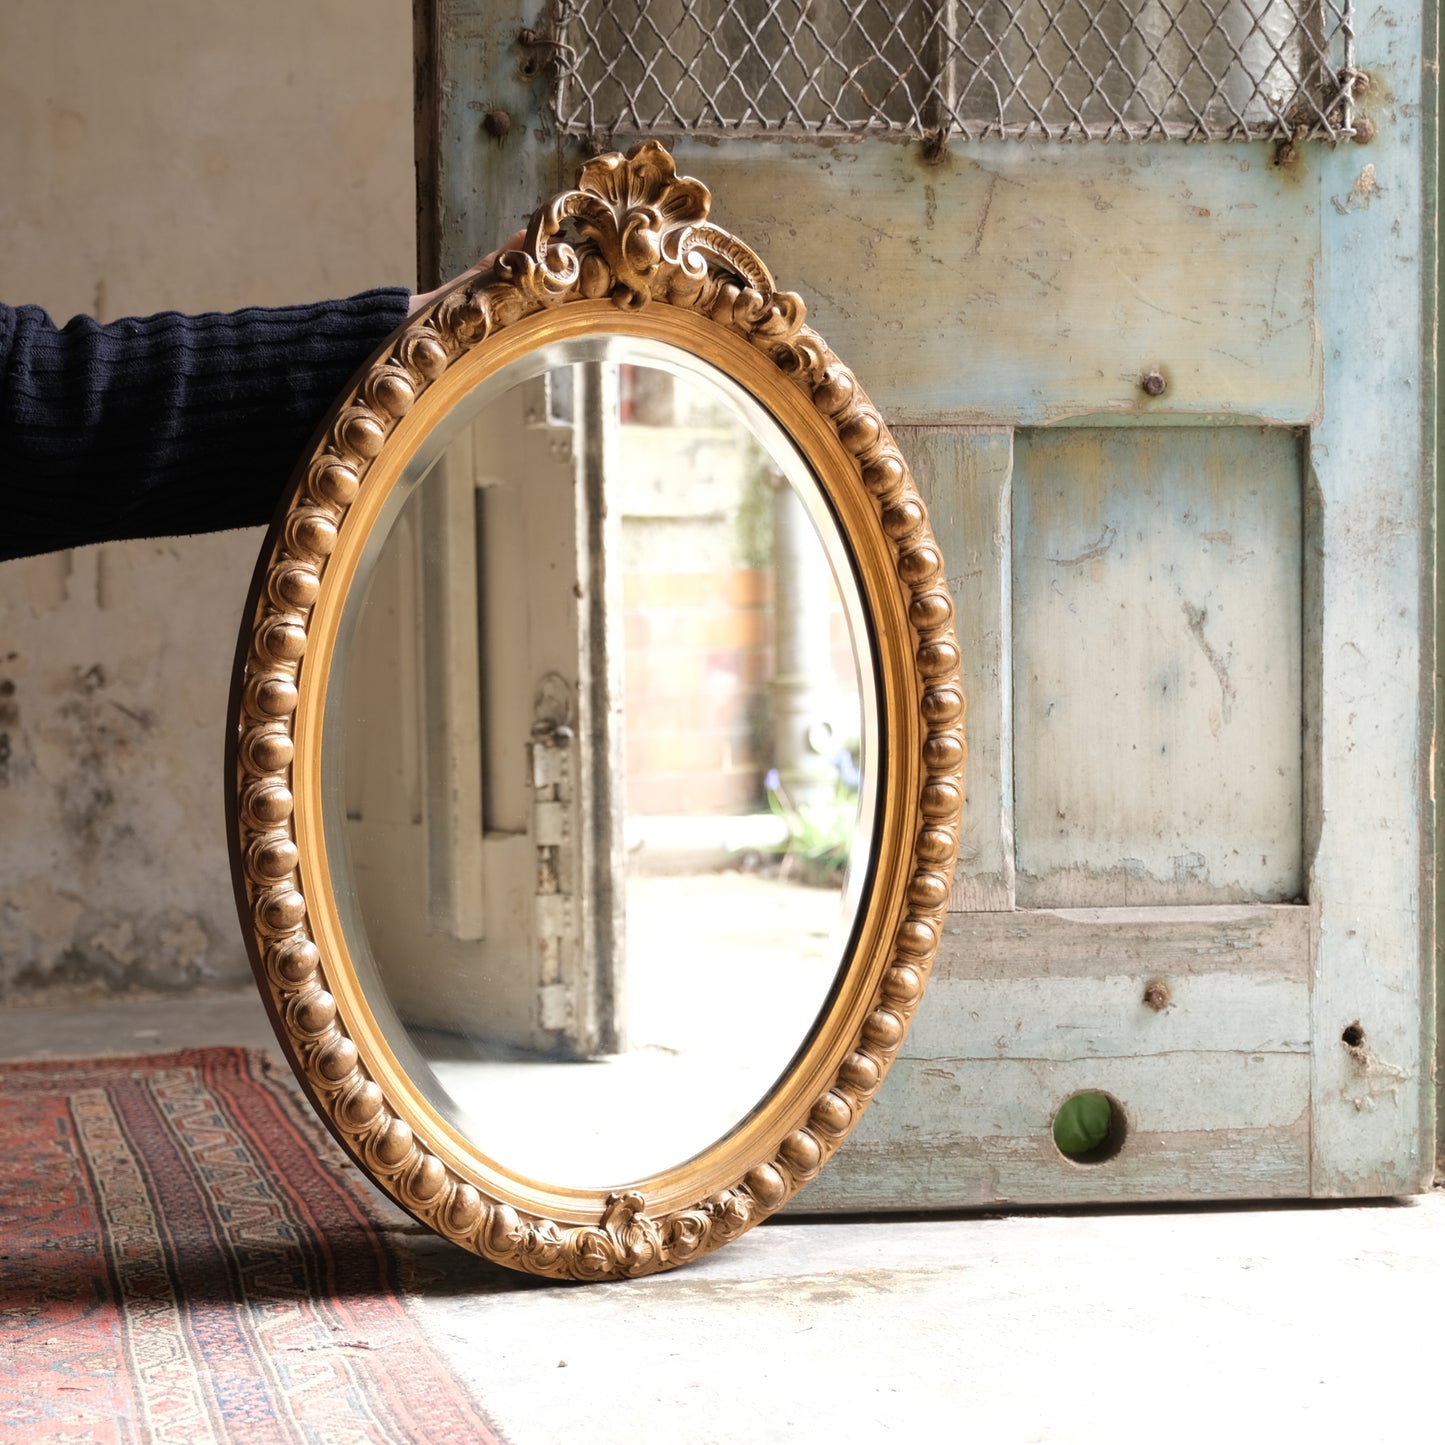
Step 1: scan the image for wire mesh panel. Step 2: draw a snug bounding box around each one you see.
[549,0,1357,142]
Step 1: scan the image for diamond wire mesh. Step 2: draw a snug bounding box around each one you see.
[549,0,1356,143]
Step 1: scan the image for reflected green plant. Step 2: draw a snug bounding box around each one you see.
[762,761,858,885]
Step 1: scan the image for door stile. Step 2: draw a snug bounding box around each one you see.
[1309,0,1435,1194]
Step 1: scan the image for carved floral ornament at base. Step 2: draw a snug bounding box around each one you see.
[231,142,966,1280]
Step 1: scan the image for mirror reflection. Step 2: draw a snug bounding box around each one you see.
[324,339,877,1186]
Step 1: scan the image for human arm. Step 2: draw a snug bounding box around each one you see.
[0,230,529,563]
[0,290,411,562]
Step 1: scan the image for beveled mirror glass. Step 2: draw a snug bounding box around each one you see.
[229,144,964,1280]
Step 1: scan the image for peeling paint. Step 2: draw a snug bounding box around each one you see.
[0,535,258,999]
[1341,1040,1411,1112]
[1052,523,1117,567]
[2,898,219,997]
[0,676,16,788]
[1333,163,1382,215]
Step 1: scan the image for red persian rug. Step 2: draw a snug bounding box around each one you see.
[0,1047,500,1444]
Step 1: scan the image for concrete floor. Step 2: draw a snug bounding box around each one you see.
[2,988,1440,1444]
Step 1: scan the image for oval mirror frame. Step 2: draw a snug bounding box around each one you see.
[228,142,965,1281]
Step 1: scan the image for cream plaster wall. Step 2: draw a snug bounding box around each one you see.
[0,1,415,995]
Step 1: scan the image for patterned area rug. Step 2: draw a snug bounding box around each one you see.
[0,1047,500,1444]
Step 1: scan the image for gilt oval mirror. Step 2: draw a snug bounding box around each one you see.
[229,143,965,1280]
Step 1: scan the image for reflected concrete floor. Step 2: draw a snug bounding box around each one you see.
[408,871,847,1185]
[1,988,1440,1444]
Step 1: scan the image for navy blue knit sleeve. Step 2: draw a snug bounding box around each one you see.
[0,289,411,562]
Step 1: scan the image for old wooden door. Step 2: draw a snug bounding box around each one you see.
[419,0,1436,1202]
[337,371,627,1059]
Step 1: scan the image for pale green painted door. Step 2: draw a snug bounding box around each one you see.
[420,0,1435,1202]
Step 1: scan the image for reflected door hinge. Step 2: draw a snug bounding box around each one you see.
[529,674,576,1028]
[539,981,572,1031]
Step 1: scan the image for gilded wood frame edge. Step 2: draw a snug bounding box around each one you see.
[228,141,966,1280]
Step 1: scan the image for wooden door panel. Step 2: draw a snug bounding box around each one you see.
[804,1054,1312,1209]
[666,142,1322,426]
[900,424,1015,912]
[1012,426,1304,907]
[796,905,1312,1210]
